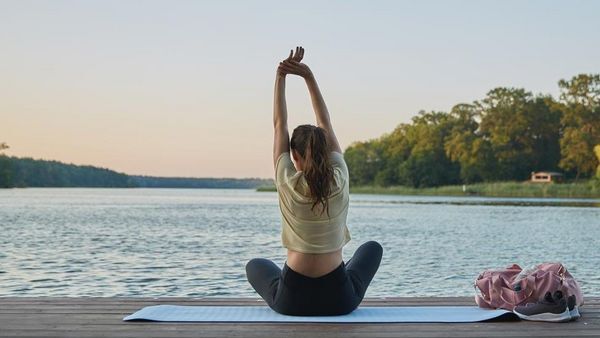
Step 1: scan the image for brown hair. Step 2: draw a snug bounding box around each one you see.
[290,124,334,216]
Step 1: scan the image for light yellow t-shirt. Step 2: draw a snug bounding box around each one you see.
[275,151,351,254]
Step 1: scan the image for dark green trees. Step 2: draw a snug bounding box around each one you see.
[4,157,134,187]
[477,88,562,181]
[595,145,600,179]
[396,111,460,188]
[444,103,494,183]
[345,74,597,187]
[0,140,135,188]
[0,151,274,189]
[557,74,600,179]
[0,143,11,188]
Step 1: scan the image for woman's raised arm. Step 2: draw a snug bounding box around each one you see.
[273,59,290,168]
[303,70,342,153]
[273,48,304,167]
[279,48,342,153]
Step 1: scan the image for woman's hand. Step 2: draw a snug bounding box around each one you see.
[289,46,304,62]
[277,46,312,79]
[279,60,313,79]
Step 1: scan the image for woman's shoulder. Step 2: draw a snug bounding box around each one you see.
[329,151,345,165]
[329,151,348,176]
[326,152,347,193]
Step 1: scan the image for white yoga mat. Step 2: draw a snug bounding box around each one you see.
[123,305,516,323]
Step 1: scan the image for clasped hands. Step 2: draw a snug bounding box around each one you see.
[277,46,313,79]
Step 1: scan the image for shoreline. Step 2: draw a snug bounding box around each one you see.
[257,180,600,199]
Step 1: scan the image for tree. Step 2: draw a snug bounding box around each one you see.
[526,96,562,172]
[344,140,385,186]
[0,143,11,187]
[595,145,600,179]
[444,104,496,183]
[477,88,531,180]
[396,111,460,187]
[558,74,600,179]
[374,124,412,186]
[477,88,561,181]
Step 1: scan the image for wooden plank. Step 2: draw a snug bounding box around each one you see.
[0,297,495,304]
[1,297,596,305]
[0,312,596,324]
[1,329,599,338]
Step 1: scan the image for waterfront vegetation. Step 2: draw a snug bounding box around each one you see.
[257,179,600,198]
[345,74,600,188]
[0,154,271,189]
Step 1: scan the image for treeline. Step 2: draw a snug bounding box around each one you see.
[344,74,600,188]
[0,154,272,189]
[130,176,272,189]
[0,156,134,188]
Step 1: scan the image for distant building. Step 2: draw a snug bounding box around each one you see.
[530,171,563,183]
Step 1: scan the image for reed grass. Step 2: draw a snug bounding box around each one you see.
[257,180,600,198]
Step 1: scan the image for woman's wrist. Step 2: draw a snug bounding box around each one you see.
[276,71,287,84]
[303,72,315,82]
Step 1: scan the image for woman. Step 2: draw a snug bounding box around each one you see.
[245,47,383,316]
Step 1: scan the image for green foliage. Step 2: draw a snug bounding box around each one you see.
[0,155,273,189]
[344,74,596,187]
[350,180,600,199]
[131,176,272,189]
[477,89,561,180]
[344,140,384,186]
[558,74,600,179]
[395,111,460,187]
[0,155,12,188]
[4,157,134,188]
[444,103,495,183]
[595,145,600,179]
[0,143,11,188]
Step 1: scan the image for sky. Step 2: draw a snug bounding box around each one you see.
[1,0,599,178]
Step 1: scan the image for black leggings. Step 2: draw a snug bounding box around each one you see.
[245,241,383,316]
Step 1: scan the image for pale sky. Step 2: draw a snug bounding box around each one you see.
[1,0,599,178]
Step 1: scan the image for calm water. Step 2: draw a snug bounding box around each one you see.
[0,188,599,298]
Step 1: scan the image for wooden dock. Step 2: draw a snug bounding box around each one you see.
[1,297,598,337]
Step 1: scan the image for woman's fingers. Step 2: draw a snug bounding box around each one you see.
[282,46,304,64]
[279,63,296,72]
[286,60,303,67]
[279,64,301,75]
[292,46,303,61]
[280,60,300,69]
[278,65,294,76]
[291,47,297,61]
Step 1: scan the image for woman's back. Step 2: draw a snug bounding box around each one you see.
[275,151,350,252]
[275,150,351,277]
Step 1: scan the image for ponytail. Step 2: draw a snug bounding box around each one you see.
[291,125,334,216]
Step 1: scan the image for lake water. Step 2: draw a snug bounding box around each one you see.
[0,188,599,298]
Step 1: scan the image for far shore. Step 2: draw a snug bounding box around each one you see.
[257,180,600,199]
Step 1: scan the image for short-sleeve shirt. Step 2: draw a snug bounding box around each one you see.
[275,151,351,254]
